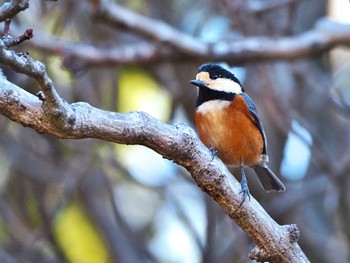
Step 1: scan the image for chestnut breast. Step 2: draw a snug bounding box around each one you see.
[195,95,264,166]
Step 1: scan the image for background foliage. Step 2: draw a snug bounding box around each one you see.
[0,0,350,262]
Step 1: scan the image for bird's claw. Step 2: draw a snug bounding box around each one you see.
[239,187,251,207]
[209,147,218,163]
[238,169,251,207]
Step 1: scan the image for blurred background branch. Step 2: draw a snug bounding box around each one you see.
[19,16,350,68]
[0,0,350,263]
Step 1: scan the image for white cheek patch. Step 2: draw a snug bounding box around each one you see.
[195,71,243,94]
[197,100,231,114]
[208,78,242,94]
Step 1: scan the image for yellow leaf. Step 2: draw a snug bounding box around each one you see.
[118,68,172,121]
[54,202,110,263]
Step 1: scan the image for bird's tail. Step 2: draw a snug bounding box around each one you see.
[253,165,286,192]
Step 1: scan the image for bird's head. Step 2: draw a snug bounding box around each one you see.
[190,63,244,94]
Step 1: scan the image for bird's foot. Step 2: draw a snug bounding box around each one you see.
[239,182,251,207]
[209,147,218,163]
[239,168,251,207]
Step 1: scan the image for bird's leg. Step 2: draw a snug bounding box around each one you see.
[209,146,218,163]
[239,166,251,207]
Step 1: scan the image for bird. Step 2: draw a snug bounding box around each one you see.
[190,63,285,204]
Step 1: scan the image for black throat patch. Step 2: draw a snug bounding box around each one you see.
[196,87,235,108]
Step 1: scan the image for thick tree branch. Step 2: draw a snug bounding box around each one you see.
[0,43,310,262]
[0,73,308,262]
[24,18,350,67]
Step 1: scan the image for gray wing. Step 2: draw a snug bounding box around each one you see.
[240,93,286,191]
[240,93,267,154]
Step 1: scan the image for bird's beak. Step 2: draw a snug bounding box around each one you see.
[190,79,207,87]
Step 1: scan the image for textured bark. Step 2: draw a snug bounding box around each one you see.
[0,69,309,262]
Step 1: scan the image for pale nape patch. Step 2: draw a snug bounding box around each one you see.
[195,72,242,94]
[196,100,231,114]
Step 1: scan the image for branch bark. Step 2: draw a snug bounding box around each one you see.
[0,2,312,260]
[0,41,310,262]
[0,0,28,22]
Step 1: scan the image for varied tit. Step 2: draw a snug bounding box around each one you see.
[190,63,285,204]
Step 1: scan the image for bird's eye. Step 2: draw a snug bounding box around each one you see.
[211,74,221,79]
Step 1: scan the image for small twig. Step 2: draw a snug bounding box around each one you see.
[0,0,29,22]
[3,19,11,35]
[0,38,75,134]
[2,19,33,48]
[3,28,33,48]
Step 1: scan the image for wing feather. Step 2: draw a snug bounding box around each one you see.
[240,93,267,154]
